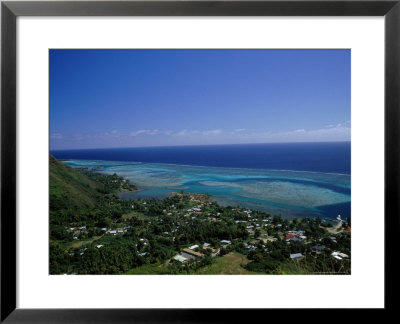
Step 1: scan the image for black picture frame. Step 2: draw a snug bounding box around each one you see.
[1,0,398,322]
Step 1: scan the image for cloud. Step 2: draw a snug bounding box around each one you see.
[50,133,63,139]
[235,124,350,143]
[174,129,222,137]
[52,122,351,150]
[130,129,159,136]
[104,130,121,137]
[175,129,189,136]
[201,129,222,136]
[326,120,350,128]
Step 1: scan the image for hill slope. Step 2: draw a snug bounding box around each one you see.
[49,154,103,212]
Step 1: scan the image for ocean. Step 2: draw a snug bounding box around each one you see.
[51,142,351,220]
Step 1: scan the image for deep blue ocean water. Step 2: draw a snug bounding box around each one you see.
[52,142,350,174]
[51,142,351,220]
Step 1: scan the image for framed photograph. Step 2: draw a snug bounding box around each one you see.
[1,0,398,321]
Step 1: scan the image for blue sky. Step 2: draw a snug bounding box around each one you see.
[50,49,350,150]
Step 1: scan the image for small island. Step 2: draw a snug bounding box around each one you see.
[50,155,351,275]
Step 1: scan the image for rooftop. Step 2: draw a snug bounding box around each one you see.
[183,248,203,258]
[290,253,303,259]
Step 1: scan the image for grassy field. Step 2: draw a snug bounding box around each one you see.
[193,252,260,275]
[122,211,148,221]
[69,236,103,249]
[124,252,259,275]
[58,235,103,250]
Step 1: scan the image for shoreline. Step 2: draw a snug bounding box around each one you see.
[70,160,351,221]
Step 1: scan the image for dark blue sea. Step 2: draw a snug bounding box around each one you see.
[52,142,350,174]
[52,142,351,219]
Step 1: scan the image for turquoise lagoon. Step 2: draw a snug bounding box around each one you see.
[63,159,351,220]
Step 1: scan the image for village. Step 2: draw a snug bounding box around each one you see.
[58,191,351,274]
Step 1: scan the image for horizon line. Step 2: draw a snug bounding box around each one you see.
[50,140,351,151]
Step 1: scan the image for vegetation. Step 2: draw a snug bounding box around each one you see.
[193,252,259,275]
[50,155,351,275]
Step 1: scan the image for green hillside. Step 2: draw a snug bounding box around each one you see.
[49,154,102,212]
[49,154,137,246]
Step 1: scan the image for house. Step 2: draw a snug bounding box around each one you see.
[109,230,117,235]
[288,237,301,242]
[101,228,107,231]
[79,226,86,230]
[189,245,199,250]
[139,252,147,257]
[243,243,257,251]
[173,254,188,263]
[285,233,298,240]
[117,229,124,233]
[290,253,303,259]
[180,252,195,260]
[202,243,216,253]
[220,240,231,245]
[96,245,103,249]
[312,245,325,251]
[331,252,342,260]
[182,248,203,258]
[331,251,347,260]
